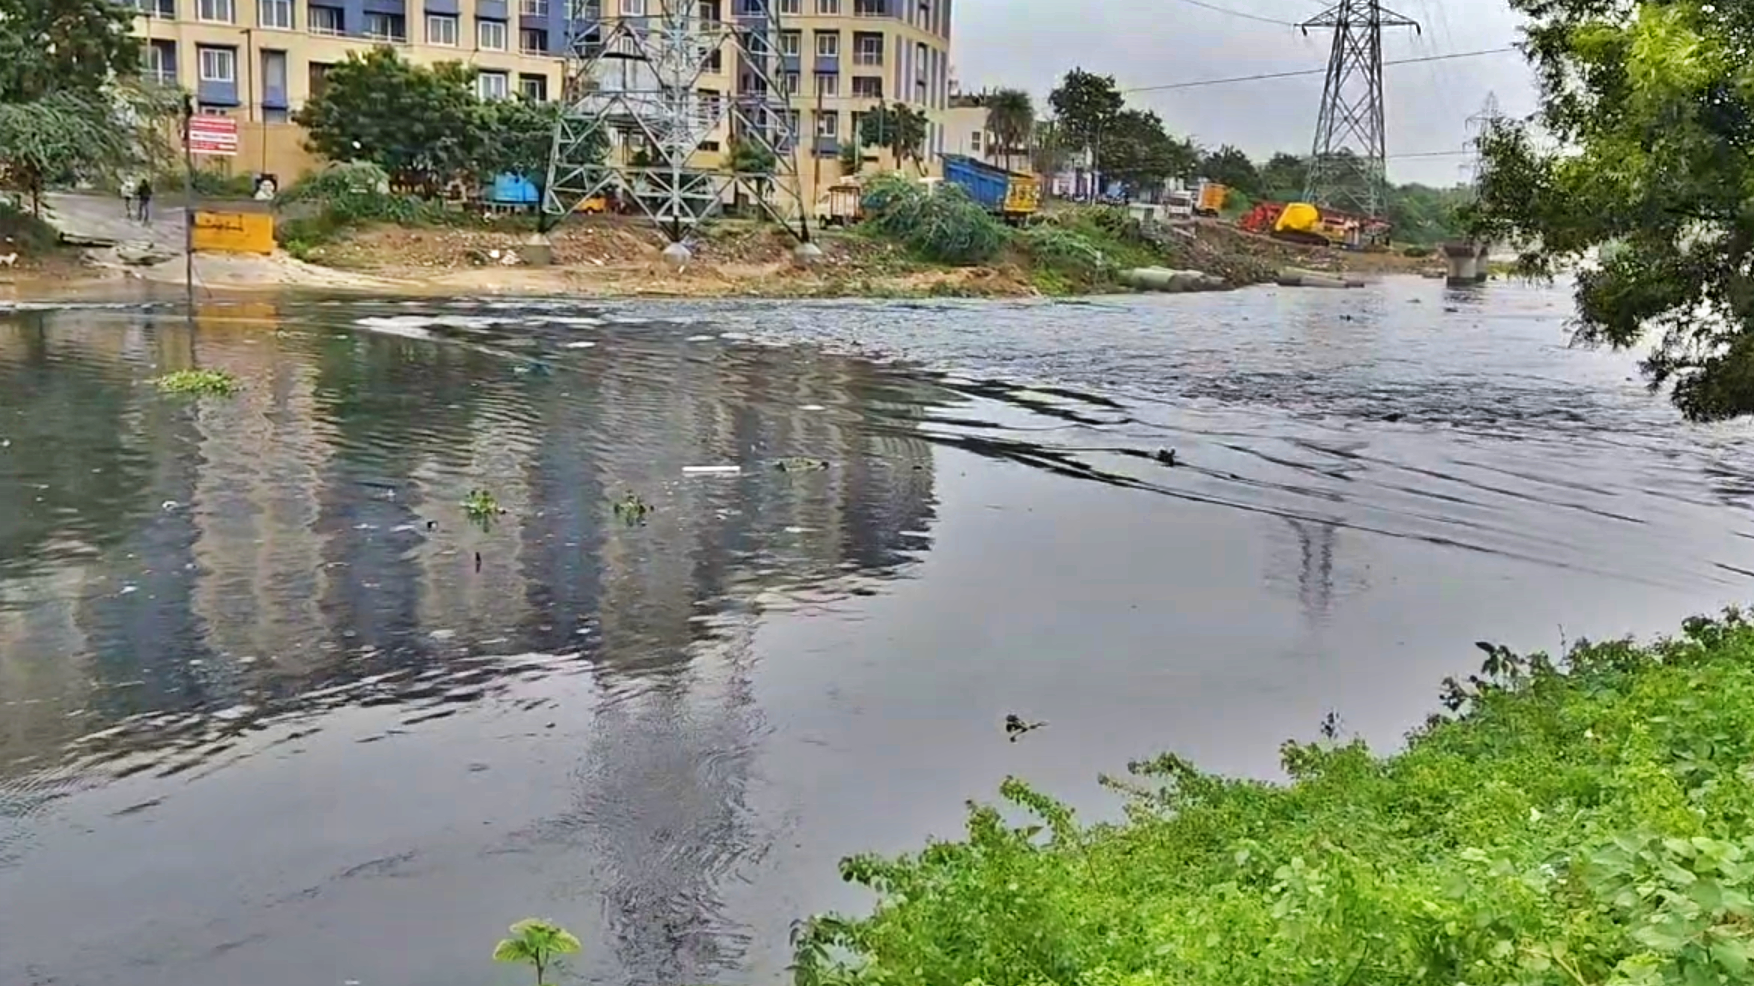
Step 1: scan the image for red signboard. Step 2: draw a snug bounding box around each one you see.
[186,116,239,157]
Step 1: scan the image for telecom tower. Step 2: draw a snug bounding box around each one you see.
[543,0,808,250]
[1298,0,1418,220]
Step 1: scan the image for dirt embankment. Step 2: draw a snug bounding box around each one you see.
[304,218,1036,298]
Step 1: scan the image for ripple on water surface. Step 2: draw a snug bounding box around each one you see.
[1,283,1753,986]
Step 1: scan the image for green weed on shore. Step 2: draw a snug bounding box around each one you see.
[793,611,1754,986]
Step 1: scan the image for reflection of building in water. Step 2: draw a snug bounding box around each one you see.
[187,307,332,686]
[1288,518,1337,622]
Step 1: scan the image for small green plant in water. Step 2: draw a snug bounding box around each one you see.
[492,918,581,986]
[151,368,239,397]
[462,489,504,521]
[612,492,653,523]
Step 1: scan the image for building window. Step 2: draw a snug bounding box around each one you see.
[519,74,548,101]
[519,0,548,13]
[697,0,719,22]
[309,61,331,97]
[852,31,881,64]
[265,107,290,123]
[307,4,342,33]
[258,0,291,28]
[815,110,837,137]
[261,49,288,97]
[852,0,882,14]
[364,11,404,39]
[520,28,546,54]
[478,18,508,50]
[778,0,798,11]
[145,41,176,84]
[426,13,458,44]
[478,71,509,100]
[134,0,176,18]
[851,75,880,99]
[619,0,644,12]
[779,30,799,55]
[198,46,236,82]
[814,30,837,56]
[781,71,798,94]
[815,0,836,12]
[196,0,233,21]
[814,72,837,96]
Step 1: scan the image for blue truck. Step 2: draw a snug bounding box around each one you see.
[939,154,1042,222]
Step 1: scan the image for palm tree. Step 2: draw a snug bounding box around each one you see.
[984,88,1034,173]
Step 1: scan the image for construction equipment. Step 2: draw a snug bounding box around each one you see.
[813,178,864,226]
[940,154,1040,222]
[1195,180,1227,217]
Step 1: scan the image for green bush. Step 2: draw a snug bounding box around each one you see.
[860,173,1007,266]
[1018,225,1111,290]
[273,162,459,247]
[1402,244,1434,258]
[794,610,1754,986]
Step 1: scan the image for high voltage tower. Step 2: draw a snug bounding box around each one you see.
[1462,91,1503,187]
[542,0,808,250]
[1298,0,1419,220]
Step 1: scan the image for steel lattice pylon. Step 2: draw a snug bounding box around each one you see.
[543,0,806,242]
[1299,0,1418,220]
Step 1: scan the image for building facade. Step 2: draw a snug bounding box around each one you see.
[131,0,952,196]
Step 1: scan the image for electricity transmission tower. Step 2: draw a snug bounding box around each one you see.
[543,0,807,249]
[1298,0,1418,220]
[1461,91,1502,188]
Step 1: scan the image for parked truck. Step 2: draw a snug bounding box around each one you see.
[938,154,1041,222]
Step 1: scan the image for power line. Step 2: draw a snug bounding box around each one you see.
[1166,0,1299,26]
[1387,149,1471,159]
[1120,46,1519,94]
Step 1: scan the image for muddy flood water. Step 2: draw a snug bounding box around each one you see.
[4,279,1754,986]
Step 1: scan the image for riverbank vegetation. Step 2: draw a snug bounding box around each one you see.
[1469,0,1754,421]
[794,610,1754,986]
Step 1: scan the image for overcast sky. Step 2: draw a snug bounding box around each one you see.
[949,0,1535,187]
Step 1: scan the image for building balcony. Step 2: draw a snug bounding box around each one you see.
[851,53,882,67]
[813,136,839,156]
[812,54,838,73]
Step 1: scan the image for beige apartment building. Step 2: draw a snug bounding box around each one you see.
[130,0,953,197]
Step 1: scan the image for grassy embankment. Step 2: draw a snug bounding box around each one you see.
[266,165,1274,296]
[793,611,1754,986]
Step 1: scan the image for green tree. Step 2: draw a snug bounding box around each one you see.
[837,140,861,175]
[1199,144,1260,194]
[1467,0,1754,420]
[983,88,1034,171]
[1030,119,1071,181]
[295,47,483,195]
[1047,68,1123,166]
[1098,109,1196,195]
[857,102,928,171]
[1258,152,1309,201]
[0,0,140,101]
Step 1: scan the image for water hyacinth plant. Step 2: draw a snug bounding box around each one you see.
[151,368,239,396]
[491,918,581,986]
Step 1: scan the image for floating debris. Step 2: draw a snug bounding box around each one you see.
[151,368,239,397]
[1154,448,1177,467]
[774,457,831,473]
[612,493,654,523]
[1004,714,1047,742]
[462,489,505,521]
[682,465,741,476]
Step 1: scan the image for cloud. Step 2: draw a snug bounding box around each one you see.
[948,0,1533,186]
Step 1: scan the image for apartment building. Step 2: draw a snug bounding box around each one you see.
[131,0,952,193]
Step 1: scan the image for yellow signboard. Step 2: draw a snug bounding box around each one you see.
[191,211,275,255]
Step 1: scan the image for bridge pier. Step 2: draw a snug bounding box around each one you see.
[1441,242,1490,286]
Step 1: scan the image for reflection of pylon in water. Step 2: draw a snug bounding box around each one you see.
[1288,519,1336,621]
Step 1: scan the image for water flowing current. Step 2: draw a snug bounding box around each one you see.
[2,277,1753,986]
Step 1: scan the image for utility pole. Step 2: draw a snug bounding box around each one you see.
[1299,0,1417,220]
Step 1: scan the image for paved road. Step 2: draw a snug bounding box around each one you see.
[42,192,187,253]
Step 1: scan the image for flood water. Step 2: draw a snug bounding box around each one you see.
[3,279,1753,986]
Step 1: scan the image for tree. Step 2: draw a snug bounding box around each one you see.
[837,140,861,175]
[477,98,577,228]
[1199,145,1260,194]
[1097,109,1196,196]
[1048,69,1123,160]
[983,88,1034,171]
[0,0,140,101]
[1030,119,1072,180]
[295,47,484,195]
[726,134,777,214]
[1259,152,1309,201]
[1467,0,1754,420]
[857,102,928,171]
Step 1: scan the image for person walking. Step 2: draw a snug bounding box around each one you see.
[122,175,137,219]
[136,178,152,225]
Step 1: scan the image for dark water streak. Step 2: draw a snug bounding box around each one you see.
[1,280,1753,986]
